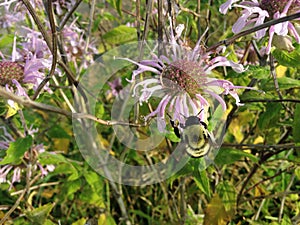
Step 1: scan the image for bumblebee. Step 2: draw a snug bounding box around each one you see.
[170,115,215,158]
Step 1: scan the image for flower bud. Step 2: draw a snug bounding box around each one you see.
[272,35,295,52]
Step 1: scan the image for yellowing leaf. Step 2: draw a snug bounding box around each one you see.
[71,218,87,225]
[98,213,117,225]
[25,203,54,225]
[53,138,70,153]
[275,65,287,78]
[5,102,19,118]
[228,110,255,142]
[253,136,264,144]
[204,194,232,225]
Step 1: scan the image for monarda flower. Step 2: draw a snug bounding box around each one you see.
[0,62,24,86]
[219,0,300,53]
[119,25,256,132]
[0,127,55,189]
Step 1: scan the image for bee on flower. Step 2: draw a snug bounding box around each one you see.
[118,24,257,156]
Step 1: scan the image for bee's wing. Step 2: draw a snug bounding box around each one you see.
[206,130,218,147]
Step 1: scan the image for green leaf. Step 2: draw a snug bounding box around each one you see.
[65,179,82,196]
[71,218,87,225]
[103,25,136,45]
[273,45,300,68]
[44,219,56,225]
[106,0,122,16]
[293,104,300,143]
[216,181,236,212]
[38,152,68,164]
[25,203,54,225]
[0,136,32,165]
[215,148,258,166]
[83,170,103,191]
[261,77,300,91]
[295,167,300,180]
[0,101,7,116]
[39,152,79,180]
[98,213,117,225]
[46,125,70,138]
[257,103,282,130]
[281,214,292,225]
[193,170,211,198]
[0,34,14,49]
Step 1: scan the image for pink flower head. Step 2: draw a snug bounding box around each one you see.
[0,127,55,189]
[220,0,300,53]
[118,25,256,132]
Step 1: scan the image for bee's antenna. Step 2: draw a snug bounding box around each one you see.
[197,108,204,116]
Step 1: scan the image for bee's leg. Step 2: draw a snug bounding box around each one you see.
[200,121,208,129]
[170,120,181,138]
[173,126,181,138]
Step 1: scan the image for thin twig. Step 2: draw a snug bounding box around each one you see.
[136,0,141,41]
[157,0,163,55]
[222,143,300,151]
[279,166,295,222]
[22,0,82,95]
[21,0,52,51]
[206,12,300,52]
[241,98,300,103]
[197,0,201,39]
[239,190,300,204]
[244,166,294,195]
[0,86,145,127]
[33,0,58,100]
[59,0,83,31]
[180,6,201,17]
[269,54,283,99]
[78,0,95,76]
[0,174,41,224]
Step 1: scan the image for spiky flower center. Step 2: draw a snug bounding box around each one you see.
[160,60,207,97]
[260,0,300,17]
[0,62,24,86]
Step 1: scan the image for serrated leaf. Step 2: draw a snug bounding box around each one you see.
[71,218,87,225]
[39,152,79,180]
[216,181,237,212]
[65,179,82,196]
[44,219,56,225]
[0,136,32,165]
[281,214,292,225]
[0,101,7,116]
[0,34,14,49]
[5,102,20,118]
[215,148,258,166]
[106,0,122,16]
[54,163,79,181]
[98,213,117,225]
[257,103,282,130]
[261,77,300,91]
[273,46,300,68]
[38,152,68,164]
[103,25,136,45]
[83,171,103,191]
[204,194,232,225]
[293,104,300,143]
[25,203,54,225]
[193,170,211,197]
[47,125,70,138]
[295,167,300,180]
